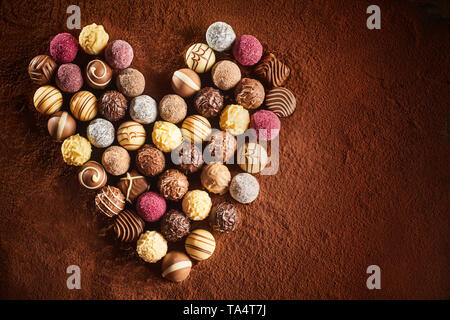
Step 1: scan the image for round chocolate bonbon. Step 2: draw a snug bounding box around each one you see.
[117,171,150,204]
[85,59,113,90]
[47,111,76,142]
[161,251,192,282]
[28,55,57,85]
[185,43,216,73]
[114,209,145,243]
[265,87,297,118]
[95,185,125,218]
[77,161,107,190]
[70,91,98,121]
[33,85,63,115]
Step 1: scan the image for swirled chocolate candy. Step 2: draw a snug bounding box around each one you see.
[254,53,290,88]
[160,209,191,242]
[209,202,239,233]
[234,78,265,109]
[85,59,113,90]
[78,161,107,190]
[114,209,145,243]
[194,87,224,118]
[117,170,150,203]
[28,55,57,85]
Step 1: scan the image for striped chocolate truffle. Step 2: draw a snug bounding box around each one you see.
[185,229,216,261]
[185,43,216,73]
[28,55,57,85]
[33,85,63,115]
[237,142,269,174]
[265,87,297,118]
[70,90,98,121]
[161,251,192,282]
[85,59,112,90]
[254,53,291,88]
[78,160,107,190]
[117,121,146,151]
[94,185,125,218]
[181,115,211,144]
[114,209,145,243]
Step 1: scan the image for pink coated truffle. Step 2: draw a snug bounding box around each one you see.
[105,40,134,69]
[232,35,263,66]
[50,33,79,63]
[250,110,281,141]
[55,64,83,93]
[136,192,167,222]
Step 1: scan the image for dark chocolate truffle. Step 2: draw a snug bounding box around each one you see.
[209,202,239,232]
[157,169,189,201]
[234,78,265,109]
[95,185,125,217]
[114,209,145,243]
[47,111,76,142]
[204,130,237,163]
[173,143,204,174]
[117,170,150,203]
[85,59,113,90]
[78,160,107,190]
[99,90,128,122]
[160,209,191,242]
[28,55,57,85]
[135,144,166,177]
[194,87,224,118]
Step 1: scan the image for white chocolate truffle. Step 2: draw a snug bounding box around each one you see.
[130,95,158,124]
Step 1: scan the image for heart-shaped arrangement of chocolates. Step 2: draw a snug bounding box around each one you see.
[28,21,297,282]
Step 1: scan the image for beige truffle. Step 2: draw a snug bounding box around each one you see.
[200,162,231,195]
[182,190,212,221]
[211,60,241,91]
[101,145,130,176]
[158,94,187,124]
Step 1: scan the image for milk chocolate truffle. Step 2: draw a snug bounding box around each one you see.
[152,121,183,152]
[28,55,57,85]
[237,142,269,174]
[95,185,125,217]
[87,118,115,148]
[98,90,127,122]
[33,85,63,115]
[254,52,291,88]
[201,162,231,195]
[206,22,236,52]
[173,143,204,174]
[204,130,237,163]
[61,134,91,166]
[105,40,134,70]
[209,202,239,233]
[265,87,297,118]
[235,78,265,109]
[47,111,76,142]
[160,210,191,242]
[85,59,113,90]
[161,251,192,282]
[135,144,165,177]
[117,121,146,151]
[55,63,83,93]
[181,115,212,144]
[185,43,216,73]
[157,169,189,201]
[114,209,145,243]
[194,87,224,118]
[116,68,145,98]
[101,145,130,176]
[230,173,259,204]
[185,229,216,261]
[211,60,241,91]
[130,95,158,124]
[78,161,107,190]
[182,190,212,221]
[79,23,109,55]
[158,94,187,124]
[117,171,150,203]
[136,231,168,263]
[70,91,98,121]
[171,68,201,98]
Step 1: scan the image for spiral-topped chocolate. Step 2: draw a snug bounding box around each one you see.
[86,59,113,90]
[114,209,145,243]
[254,53,291,87]
[28,55,57,85]
[78,161,107,190]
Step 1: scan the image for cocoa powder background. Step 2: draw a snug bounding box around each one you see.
[0,0,449,299]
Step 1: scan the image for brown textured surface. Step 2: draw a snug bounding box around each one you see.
[0,0,449,299]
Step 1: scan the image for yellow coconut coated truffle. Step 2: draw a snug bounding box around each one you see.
[79,23,109,55]
[219,104,250,135]
[182,190,212,221]
[152,121,183,152]
[61,134,92,166]
[136,231,168,263]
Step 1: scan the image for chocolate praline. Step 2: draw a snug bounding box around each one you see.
[77,160,107,190]
[99,90,128,122]
[209,202,239,233]
[28,55,57,85]
[47,111,76,142]
[234,78,265,109]
[173,143,204,174]
[157,169,189,201]
[117,170,150,203]
[194,87,224,118]
[204,130,237,163]
[85,59,113,90]
[160,209,191,242]
[135,144,166,177]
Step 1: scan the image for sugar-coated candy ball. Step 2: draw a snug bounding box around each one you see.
[55,63,83,93]
[130,95,158,124]
[136,231,168,263]
[229,173,260,204]
[50,33,79,63]
[87,118,115,148]
[161,251,192,282]
[185,229,216,261]
[61,134,92,166]
[206,22,236,52]
[33,85,63,115]
[250,110,281,141]
[105,40,134,70]
[136,192,167,222]
[232,35,263,66]
[219,104,250,136]
[152,121,183,153]
[182,190,212,221]
[78,23,109,55]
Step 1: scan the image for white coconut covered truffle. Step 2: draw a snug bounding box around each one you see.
[229,173,260,204]
[130,95,158,124]
[136,231,168,263]
[86,118,115,148]
[206,22,236,52]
